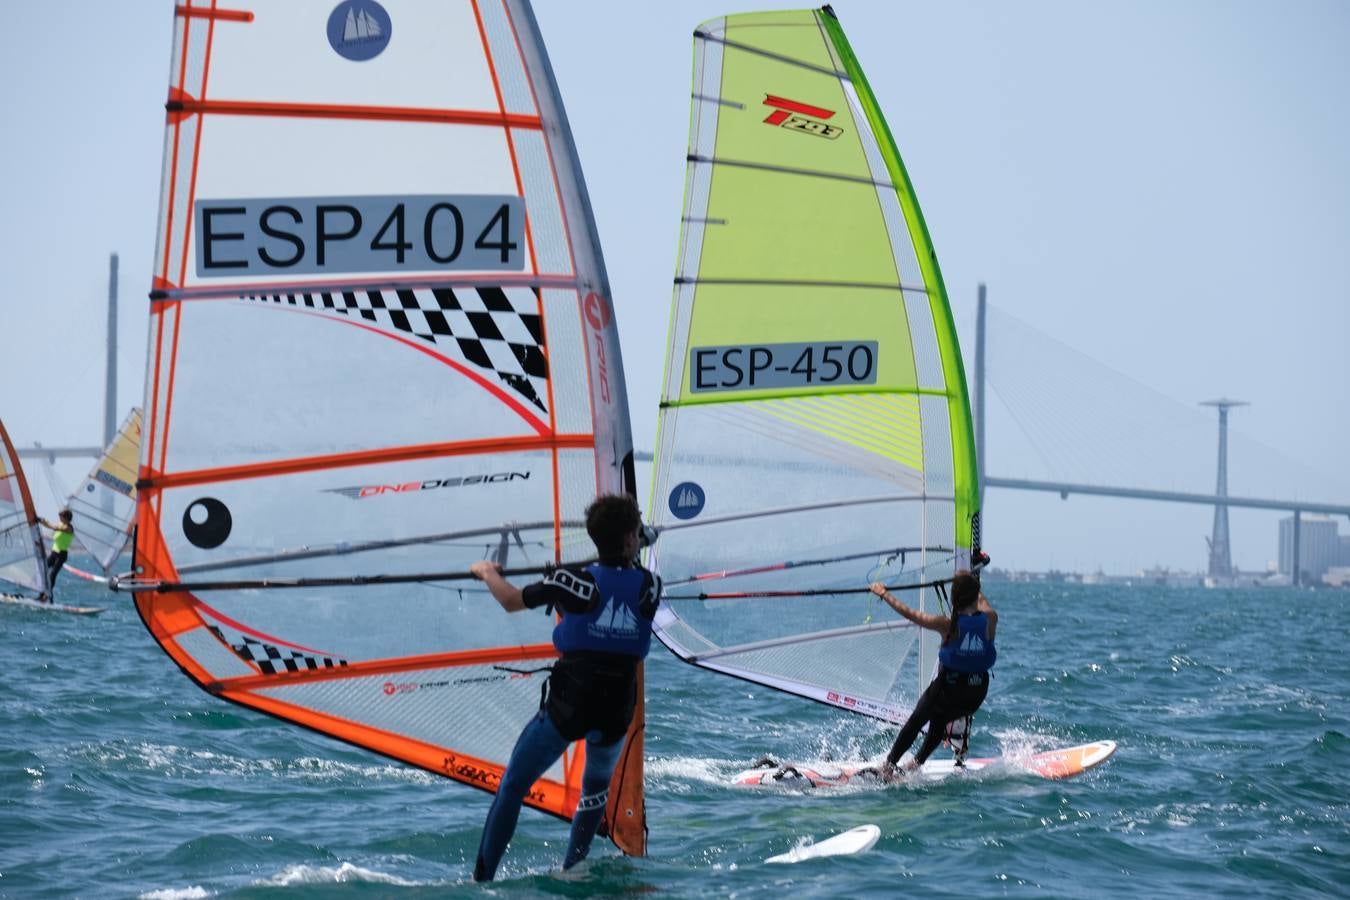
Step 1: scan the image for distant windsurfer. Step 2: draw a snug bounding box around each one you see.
[37,508,75,602]
[868,571,997,779]
[468,494,661,881]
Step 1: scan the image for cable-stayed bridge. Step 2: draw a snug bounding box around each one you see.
[974,287,1350,584]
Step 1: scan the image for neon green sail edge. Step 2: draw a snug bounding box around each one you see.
[819,7,981,554]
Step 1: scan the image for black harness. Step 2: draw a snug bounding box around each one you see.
[542,653,639,744]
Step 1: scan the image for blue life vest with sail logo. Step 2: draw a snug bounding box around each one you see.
[939,612,997,673]
[552,563,653,658]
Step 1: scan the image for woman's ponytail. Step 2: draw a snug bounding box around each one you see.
[944,571,980,644]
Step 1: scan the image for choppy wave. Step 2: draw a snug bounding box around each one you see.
[255,861,422,887]
[139,888,212,900]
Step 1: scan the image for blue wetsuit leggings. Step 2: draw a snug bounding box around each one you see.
[474,710,625,881]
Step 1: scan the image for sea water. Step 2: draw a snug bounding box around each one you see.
[1,578,1345,897]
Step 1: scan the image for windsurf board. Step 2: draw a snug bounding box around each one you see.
[734,740,1117,787]
[1,593,106,616]
[765,824,881,864]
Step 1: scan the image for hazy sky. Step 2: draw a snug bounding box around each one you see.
[1,1,1347,575]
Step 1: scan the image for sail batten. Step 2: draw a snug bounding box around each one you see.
[143,433,597,490]
[134,0,642,854]
[649,6,979,722]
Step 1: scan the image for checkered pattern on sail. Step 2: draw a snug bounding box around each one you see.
[246,286,549,414]
[210,626,349,675]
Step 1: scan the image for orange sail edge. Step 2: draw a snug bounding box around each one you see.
[604,661,647,856]
[135,597,644,838]
[134,609,580,821]
[230,688,578,817]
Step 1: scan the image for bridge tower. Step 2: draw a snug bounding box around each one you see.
[1200,399,1247,577]
[104,253,118,447]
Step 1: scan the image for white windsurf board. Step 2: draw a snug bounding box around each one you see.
[735,740,1118,787]
[1,593,106,616]
[765,824,881,864]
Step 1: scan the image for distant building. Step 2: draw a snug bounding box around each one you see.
[1278,515,1342,581]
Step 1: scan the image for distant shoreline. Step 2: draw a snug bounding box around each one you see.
[981,567,1349,590]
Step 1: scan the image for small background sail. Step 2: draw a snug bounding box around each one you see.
[132,0,641,854]
[0,418,49,596]
[65,408,142,572]
[648,6,979,723]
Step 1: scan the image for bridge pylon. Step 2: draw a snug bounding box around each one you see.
[1200,399,1248,578]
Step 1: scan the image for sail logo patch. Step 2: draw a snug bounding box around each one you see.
[382,672,522,695]
[668,482,705,520]
[825,690,893,717]
[183,498,232,549]
[328,1,392,61]
[583,292,616,405]
[325,471,530,500]
[763,95,843,140]
[583,292,612,330]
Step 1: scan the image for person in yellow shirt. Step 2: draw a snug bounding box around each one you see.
[37,508,75,603]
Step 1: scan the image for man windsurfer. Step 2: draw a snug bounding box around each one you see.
[468,493,660,881]
[868,571,997,779]
[37,508,75,602]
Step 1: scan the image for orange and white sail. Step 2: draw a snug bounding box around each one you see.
[65,408,142,573]
[127,0,642,854]
[0,418,49,596]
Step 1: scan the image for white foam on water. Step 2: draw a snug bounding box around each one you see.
[986,727,1063,759]
[645,755,737,785]
[254,861,419,887]
[138,887,212,899]
[283,756,438,784]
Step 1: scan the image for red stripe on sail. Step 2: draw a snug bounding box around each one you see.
[763,94,836,119]
[211,642,559,693]
[145,432,594,490]
[175,5,253,22]
[195,597,338,657]
[168,98,544,129]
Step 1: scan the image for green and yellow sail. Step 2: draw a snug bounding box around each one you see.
[649,6,979,721]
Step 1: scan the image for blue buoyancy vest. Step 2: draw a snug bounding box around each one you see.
[938,612,997,673]
[552,563,653,659]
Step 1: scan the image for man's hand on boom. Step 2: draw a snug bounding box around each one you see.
[470,561,525,612]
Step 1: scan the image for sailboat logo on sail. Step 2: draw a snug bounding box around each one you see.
[327,1,392,62]
[668,482,705,520]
